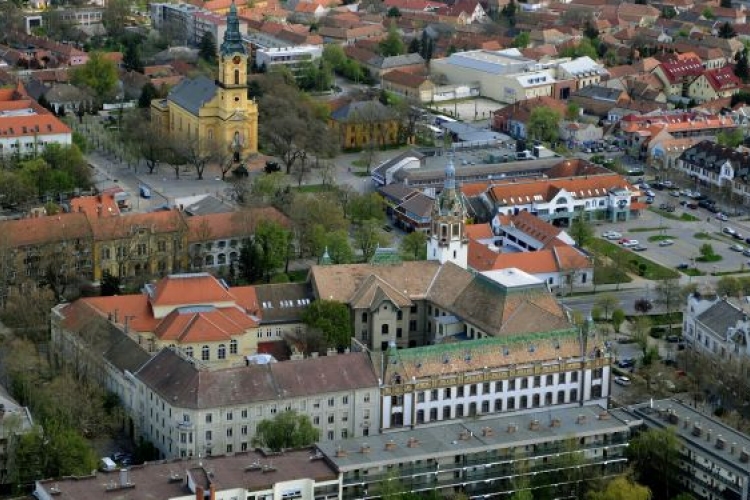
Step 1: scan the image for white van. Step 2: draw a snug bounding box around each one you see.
[100,457,117,471]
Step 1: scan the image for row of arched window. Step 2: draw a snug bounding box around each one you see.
[183,340,238,361]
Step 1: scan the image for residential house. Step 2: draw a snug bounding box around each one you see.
[318,24,384,45]
[194,10,249,50]
[0,83,72,156]
[688,66,741,103]
[345,47,425,79]
[379,184,434,232]
[34,449,340,500]
[255,45,324,80]
[436,0,489,25]
[559,121,604,148]
[569,85,628,117]
[491,96,568,139]
[330,100,400,149]
[618,112,737,158]
[652,57,704,99]
[134,348,380,458]
[678,140,750,201]
[617,2,660,26]
[556,56,608,90]
[381,70,435,102]
[42,83,93,114]
[684,292,750,362]
[383,0,443,13]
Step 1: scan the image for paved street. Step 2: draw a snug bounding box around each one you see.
[560,288,666,318]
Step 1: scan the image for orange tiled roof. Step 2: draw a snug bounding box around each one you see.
[88,210,186,241]
[469,240,560,273]
[465,223,493,240]
[553,245,591,270]
[70,193,121,218]
[153,306,256,342]
[3,213,92,247]
[150,273,236,307]
[487,174,632,206]
[70,295,159,332]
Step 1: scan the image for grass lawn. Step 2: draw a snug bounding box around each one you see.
[629,227,669,233]
[287,269,309,282]
[587,239,679,280]
[712,269,750,276]
[694,231,714,240]
[683,268,705,276]
[646,234,675,242]
[593,265,632,285]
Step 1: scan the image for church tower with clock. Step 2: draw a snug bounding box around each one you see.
[150,0,258,161]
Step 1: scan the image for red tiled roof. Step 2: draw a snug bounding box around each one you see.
[703,66,741,92]
[658,58,704,84]
[70,193,121,218]
[381,69,428,87]
[465,223,493,240]
[3,213,92,247]
[151,273,236,307]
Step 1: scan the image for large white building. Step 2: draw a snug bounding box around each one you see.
[431,50,606,103]
[255,45,323,74]
[684,292,750,362]
[135,349,380,459]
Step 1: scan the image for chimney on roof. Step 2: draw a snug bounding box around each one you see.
[384,440,397,451]
[209,483,215,500]
[196,486,204,500]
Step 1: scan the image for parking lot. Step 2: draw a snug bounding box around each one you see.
[597,180,750,276]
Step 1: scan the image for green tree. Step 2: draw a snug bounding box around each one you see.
[632,316,652,356]
[122,38,143,72]
[566,102,581,121]
[717,276,741,297]
[661,6,677,18]
[238,238,263,283]
[400,231,427,260]
[595,294,618,320]
[100,271,121,296]
[699,243,716,260]
[654,277,681,332]
[718,128,744,147]
[612,308,625,333]
[586,476,651,500]
[253,410,320,451]
[528,107,561,144]
[349,192,385,224]
[735,49,749,82]
[102,0,130,38]
[501,0,517,25]
[380,21,405,56]
[512,31,531,48]
[628,427,680,499]
[718,21,736,39]
[326,230,354,264]
[138,82,159,108]
[569,214,593,247]
[386,6,401,16]
[71,52,118,103]
[702,6,714,18]
[198,32,217,64]
[355,219,390,261]
[583,19,599,39]
[255,220,291,283]
[302,299,353,348]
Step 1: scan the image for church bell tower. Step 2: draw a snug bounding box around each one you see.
[427,156,468,268]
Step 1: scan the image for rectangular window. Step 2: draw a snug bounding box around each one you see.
[328,398,335,407]
[456,404,464,417]
[469,385,477,396]
[534,376,541,388]
[560,373,566,384]
[457,386,464,397]
[483,382,490,394]
[205,414,212,424]
[508,379,516,391]
[571,371,578,383]
[417,392,425,403]
[226,428,233,437]
[520,378,528,389]
[431,389,439,401]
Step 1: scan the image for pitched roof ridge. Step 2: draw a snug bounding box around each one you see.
[175,313,203,341]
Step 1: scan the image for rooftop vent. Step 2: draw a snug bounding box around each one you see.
[360,443,371,454]
[459,430,472,441]
[741,448,750,463]
[507,423,518,434]
[407,437,420,448]
[598,411,610,420]
[384,440,397,451]
[692,423,702,437]
[529,419,541,431]
[576,414,587,425]
[716,436,726,450]
[482,426,494,437]
[335,446,348,457]
[550,418,561,428]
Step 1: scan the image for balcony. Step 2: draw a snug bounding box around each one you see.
[176,419,194,430]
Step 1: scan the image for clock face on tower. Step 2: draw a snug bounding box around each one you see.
[233,56,241,64]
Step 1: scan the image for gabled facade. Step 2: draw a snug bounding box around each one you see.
[677,140,750,191]
[684,292,750,362]
[688,66,741,103]
[330,100,400,149]
[652,57,704,98]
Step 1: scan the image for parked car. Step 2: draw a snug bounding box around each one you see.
[645,190,656,197]
[676,263,689,270]
[646,197,654,204]
[730,244,744,252]
[614,376,632,386]
[686,202,698,209]
[724,227,736,235]
[670,190,680,197]
[734,233,744,240]
[707,205,720,214]
[662,180,674,188]
[620,239,639,247]
[632,245,648,251]
[617,358,635,369]
[602,231,622,240]
[742,248,750,257]
[716,213,728,221]
[666,334,682,343]
[659,239,674,247]
[679,200,688,206]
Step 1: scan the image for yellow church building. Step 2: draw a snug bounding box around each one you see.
[151,1,258,162]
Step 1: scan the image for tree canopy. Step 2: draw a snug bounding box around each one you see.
[71,52,118,102]
[302,299,352,348]
[252,410,319,451]
[586,477,651,500]
[528,107,561,144]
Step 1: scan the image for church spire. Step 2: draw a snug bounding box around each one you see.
[220,0,246,56]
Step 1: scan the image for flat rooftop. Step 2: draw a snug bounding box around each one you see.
[481,268,543,288]
[36,449,337,500]
[616,399,750,475]
[318,404,631,471]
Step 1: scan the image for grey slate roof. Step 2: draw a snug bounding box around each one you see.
[679,140,750,178]
[136,349,378,409]
[697,299,744,337]
[331,100,396,122]
[255,282,313,324]
[572,85,623,102]
[379,52,425,69]
[168,75,218,116]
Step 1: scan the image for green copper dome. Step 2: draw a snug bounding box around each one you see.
[220,0,247,56]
